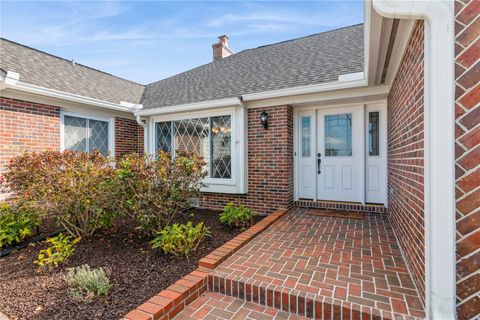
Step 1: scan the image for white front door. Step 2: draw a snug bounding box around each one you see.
[316,106,363,202]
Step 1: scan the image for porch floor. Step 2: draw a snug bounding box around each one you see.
[207,207,425,319]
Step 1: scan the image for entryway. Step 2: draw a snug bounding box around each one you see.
[295,103,387,205]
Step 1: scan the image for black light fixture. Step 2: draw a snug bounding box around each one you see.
[260,111,269,129]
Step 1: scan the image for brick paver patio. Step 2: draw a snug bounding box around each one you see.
[206,207,425,319]
[176,292,308,320]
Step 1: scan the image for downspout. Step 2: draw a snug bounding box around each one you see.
[372,1,455,319]
[135,115,148,155]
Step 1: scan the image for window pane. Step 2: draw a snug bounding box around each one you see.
[325,114,352,156]
[64,115,87,152]
[89,119,109,155]
[173,118,210,165]
[368,112,380,156]
[156,121,172,153]
[301,116,311,157]
[211,115,232,179]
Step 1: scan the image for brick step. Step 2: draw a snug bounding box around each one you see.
[207,274,422,320]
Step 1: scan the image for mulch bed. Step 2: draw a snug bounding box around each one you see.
[307,209,365,220]
[0,209,257,320]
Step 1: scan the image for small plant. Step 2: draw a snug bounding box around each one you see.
[66,264,111,301]
[0,203,39,248]
[150,222,210,257]
[35,233,81,271]
[219,203,253,229]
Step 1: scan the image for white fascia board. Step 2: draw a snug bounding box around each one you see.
[242,75,366,102]
[373,1,455,319]
[1,71,141,113]
[135,97,243,116]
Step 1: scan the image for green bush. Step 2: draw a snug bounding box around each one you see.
[1,150,119,238]
[150,222,210,257]
[116,151,207,236]
[35,233,81,271]
[0,203,39,248]
[66,264,111,301]
[219,203,253,229]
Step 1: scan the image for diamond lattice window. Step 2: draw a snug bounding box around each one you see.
[64,115,109,155]
[211,116,231,179]
[155,115,232,179]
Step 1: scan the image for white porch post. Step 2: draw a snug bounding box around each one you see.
[372,1,455,319]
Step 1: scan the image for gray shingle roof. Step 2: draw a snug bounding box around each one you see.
[0,38,144,104]
[141,24,364,109]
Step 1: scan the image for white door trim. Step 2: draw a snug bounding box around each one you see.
[294,102,386,205]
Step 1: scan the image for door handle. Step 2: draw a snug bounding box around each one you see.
[317,153,321,174]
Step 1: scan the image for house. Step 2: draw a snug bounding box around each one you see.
[0,0,478,319]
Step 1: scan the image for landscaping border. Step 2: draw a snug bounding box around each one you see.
[122,209,287,320]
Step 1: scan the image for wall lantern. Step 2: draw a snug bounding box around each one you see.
[260,111,269,129]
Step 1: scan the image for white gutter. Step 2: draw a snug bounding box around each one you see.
[241,72,366,101]
[134,97,243,116]
[2,71,143,113]
[372,1,455,319]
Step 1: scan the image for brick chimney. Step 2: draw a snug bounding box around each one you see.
[212,35,234,61]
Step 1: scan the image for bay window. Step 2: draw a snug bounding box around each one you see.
[151,107,246,194]
[155,115,232,179]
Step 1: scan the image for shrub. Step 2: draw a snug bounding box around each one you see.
[219,203,253,229]
[150,222,210,257]
[116,151,207,236]
[1,150,119,238]
[0,203,39,248]
[35,233,81,271]
[66,264,111,301]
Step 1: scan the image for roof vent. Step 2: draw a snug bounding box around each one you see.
[212,35,234,61]
[71,59,76,67]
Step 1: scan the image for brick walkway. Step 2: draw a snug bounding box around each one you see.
[207,208,425,319]
[176,292,308,320]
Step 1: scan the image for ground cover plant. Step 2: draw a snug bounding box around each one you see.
[219,202,254,229]
[66,264,111,302]
[35,233,81,271]
[150,221,210,257]
[0,203,39,248]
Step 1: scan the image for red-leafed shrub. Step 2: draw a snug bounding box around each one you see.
[116,151,207,236]
[1,150,118,238]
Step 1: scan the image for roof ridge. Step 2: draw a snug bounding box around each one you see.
[0,37,145,86]
[251,23,364,51]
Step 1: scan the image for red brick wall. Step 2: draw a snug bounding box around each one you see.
[199,106,294,215]
[0,96,143,171]
[114,117,144,158]
[0,97,60,172]
[455,1,480,319]
[387,21,426,304]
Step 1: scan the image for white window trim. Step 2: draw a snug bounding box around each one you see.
[148,106,247,194]
[60,111,115,157]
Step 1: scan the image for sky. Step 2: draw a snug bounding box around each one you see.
[0,1,364,84]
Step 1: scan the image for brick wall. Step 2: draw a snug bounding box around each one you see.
[115,117,144,158]
[386,21,426,304]
[0,97,61,172]
[0,96,143,170]
[199,106,294,215]
[455,1,480,319]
